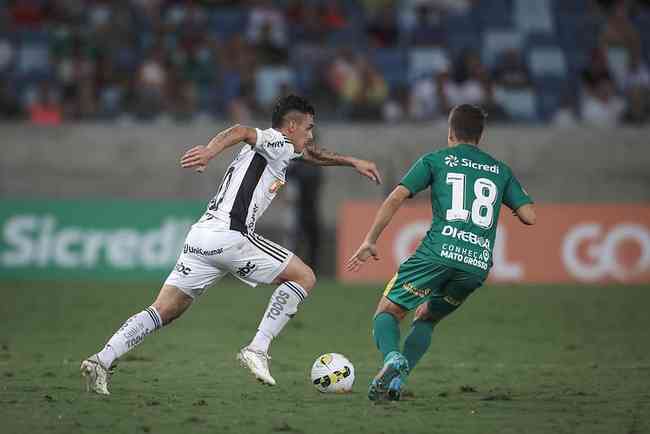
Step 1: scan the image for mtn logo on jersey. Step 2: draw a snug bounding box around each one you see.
[442,225,491,249]
[265,140,285,149]
[445,155,499,174]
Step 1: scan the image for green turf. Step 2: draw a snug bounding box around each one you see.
[1,280,649,434]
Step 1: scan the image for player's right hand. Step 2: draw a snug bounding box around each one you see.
[346,241,379,272]
[181,145,211,172]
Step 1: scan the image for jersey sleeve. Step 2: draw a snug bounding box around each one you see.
[254,128,291,161]
[503,172,533,210]
[399,157,433,197]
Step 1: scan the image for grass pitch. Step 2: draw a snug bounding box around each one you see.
[1,280,649,434]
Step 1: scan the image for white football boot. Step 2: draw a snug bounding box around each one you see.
[80,355,111,395]
[237,347,276,386]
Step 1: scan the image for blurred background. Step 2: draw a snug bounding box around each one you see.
[1,0,649,283]
[2,0,650,124]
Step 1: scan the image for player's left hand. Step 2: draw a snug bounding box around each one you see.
[353,159,382,185]
[346,241,379,272]
[181,145,211,172]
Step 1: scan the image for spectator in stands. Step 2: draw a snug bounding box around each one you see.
[383,86,408,123]
[337,56,389,120]
[0,36,14,75]
[408,68,444,120]
[254,22,289,65]
[287,2,322,43]
[320,0,348,30]
[135,47,168,119]
[95,54,125,119]
[326,51,390,120]
[417,0,473,14]
[552,93,580,127]
[409,4,447,47]
[581,78,625,126]
[221,35,257,122]
[0,80,21,119]
[623,51,650,123]
[9,0,46,28]
[599,0,642,57]
[582,46,614,95]
[29,83,63,126]
[367,4,399,47]
[361,0,395,15]
[441,50,489,109]
[326,49,359,102]
[246,0,287,51]
[493,49,531,90]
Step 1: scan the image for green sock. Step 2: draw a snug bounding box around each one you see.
[373,312,400,362]
[403,319,435,370]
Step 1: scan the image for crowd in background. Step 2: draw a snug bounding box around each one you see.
[1,0,650,126]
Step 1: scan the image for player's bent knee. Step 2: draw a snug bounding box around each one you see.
[301,266,316,292]
[277,256,316,292]
[152,285,193,325]
[375,296,408,321]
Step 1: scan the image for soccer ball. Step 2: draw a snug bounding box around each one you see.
[310,353,355,393]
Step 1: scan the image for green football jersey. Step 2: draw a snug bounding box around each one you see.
[399,143,533,278]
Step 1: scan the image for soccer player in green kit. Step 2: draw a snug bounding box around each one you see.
[347,104,537,401]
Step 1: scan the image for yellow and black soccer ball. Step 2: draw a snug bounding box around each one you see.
[310,353,355,393]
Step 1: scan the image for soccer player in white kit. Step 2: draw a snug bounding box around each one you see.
[80,95,382,394]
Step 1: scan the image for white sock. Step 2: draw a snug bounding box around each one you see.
[249,282,307,353]
[96,306,162,369]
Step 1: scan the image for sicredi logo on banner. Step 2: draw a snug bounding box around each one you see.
[1,215,191,269]
[562,223,650,282]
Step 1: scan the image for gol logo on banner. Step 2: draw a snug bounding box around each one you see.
[337,203,650,284]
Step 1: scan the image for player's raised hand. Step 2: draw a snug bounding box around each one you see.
[352,159,382,185]
[180,145,211,172]
[346,241,379,272]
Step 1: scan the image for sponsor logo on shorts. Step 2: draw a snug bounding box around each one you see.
[403,282,431,298]
[175,261,192,276]
[183,244,223,256]
[442,225,491,249]
[443,295,462,306]
[236,261,256,277]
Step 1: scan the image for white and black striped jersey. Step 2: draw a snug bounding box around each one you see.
[199,128,302,233]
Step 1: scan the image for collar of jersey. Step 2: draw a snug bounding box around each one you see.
[279,132,302,157]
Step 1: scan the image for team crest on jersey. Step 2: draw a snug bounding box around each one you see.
[445,155,459,167]
[269,179,285,194]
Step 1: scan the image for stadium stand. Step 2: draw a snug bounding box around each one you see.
[0,0,648,124]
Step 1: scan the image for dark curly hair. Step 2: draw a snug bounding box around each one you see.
[271,95,315,128]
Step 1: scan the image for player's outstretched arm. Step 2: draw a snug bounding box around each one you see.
[301,143,382,184]
[180,124,257,172]
[514,203,536,225]
[346,186,411,272]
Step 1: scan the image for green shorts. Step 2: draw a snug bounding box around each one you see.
[383,253,485,313]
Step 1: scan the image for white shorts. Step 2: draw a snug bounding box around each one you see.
[164,225,294,299]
